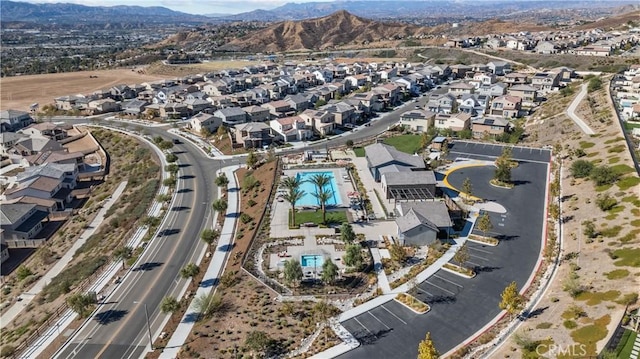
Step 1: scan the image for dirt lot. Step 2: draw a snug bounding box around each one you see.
[0,69,171,111]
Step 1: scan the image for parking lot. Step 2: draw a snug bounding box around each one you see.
[339,142,550,358]
[447,141,551,163]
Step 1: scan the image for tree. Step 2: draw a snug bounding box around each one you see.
[321,259,339,285]
[16,266,33,281]
[160,296,180,314]
[476,212,493,238]
[200,127,212,138]
[461,177,473,203]
[458,128,473,139]
[313,300,334,341]
[158,140,174,151]
[588,77,602,92]
[163,177,176,187]
[346,139,354,148]
[113,246,133,269]
[343,244,364,269]
[215,173,229,189]
[389,243,407,264]
[193,292,222,320]
[281,176,305,228]
[314,98,327,109]
[246,150,259,169]
[494,147,513,184]
[66,293,96,318]
[166,163,179,175]
[313,190,333,224]
[499,281,524,320]
[583,220,597,238]
[165,153,178,163]
[216,124,227,137]
[418,332,439,359]
[340,222,356,244]
[595,193,617,211]
[420,131,431,150]
[245,330,272,356]
[453,245,470,269]
[200,229,220,246]
[212,198,228,213]
[283,259,303,287]
[590,165,619,186]
[570,159,594,178]
[180,263,200,278]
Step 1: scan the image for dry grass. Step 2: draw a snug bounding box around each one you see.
[0,68,171,111]
[145,60,262,77]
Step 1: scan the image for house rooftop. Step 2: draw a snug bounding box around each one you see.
[0,203,36,225]
[364,142,425,169]
[382,170,436,186]
[397,201,452,228]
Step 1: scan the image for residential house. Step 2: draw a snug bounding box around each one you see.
[490,96,522,118]
[395,202,452,246]
[457,95,486,117]
[10,137,63,156]
[233,122,273,149]
[470,73,496,88]
[487,61,511,76]
[504,72,529,85]
[531,72,560,93]
[508,84,538,106]
[349,92,384,113]
[427,93,457,114]
[87,98,120,115]
[284,94,310,112]
[345,74,370,89]
[262,100,294,119]
[535,41,558,54]
[299,109,336,136]
[434,113,472,132]
[470,63,489,73]
[188,113,222,134]
[448,82,475,97]
[373,83,402,107]
[156,102,189,119]
[575,46,611,56]
[477,83,508,98]
[242,105,270,122]
[53,95,85,111]
[550,67,577,83]
[214,107,247,126]
[449,64,472,79]
[393,76,421,96]
[377,67,398,80]
[320,102,358,125]
[122,100,149,116]
[313,69,333,84]
[1,110,33,132]
[364,142,426,182]
[1,132,25,155]
[269,116,312,142]
[25,150,84,168]
[19,122,70,141]
[0,203,49,241]
[109,84,137,101]
[485,38,505,49]
[399,109,436,132]
[472,117,511,138]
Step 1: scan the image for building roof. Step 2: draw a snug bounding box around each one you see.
[0,109,30,120]
[14,137,63,153]
[397,201,452,228]
[396,207,438,234]
[1,132,25,144]
[382,170,436,186]
[364,143,425,169]
[235,122,270,132]
[17,162,75,182]
[473,117,510,127]
[215,107,246,117]
[0,203,36,225]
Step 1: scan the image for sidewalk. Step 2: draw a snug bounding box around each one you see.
[369,248,391,294]
[159,165,241,359]
[565,83,596,135]
[1,181,128,327]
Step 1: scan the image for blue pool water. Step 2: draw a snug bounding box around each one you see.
[301,255,324,268]
[296,171,342,206]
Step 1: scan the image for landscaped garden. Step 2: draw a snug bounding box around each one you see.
[289,209,349,227]
[383,134,422,154]
[395,292,430,314]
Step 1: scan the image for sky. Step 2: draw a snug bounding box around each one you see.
[21,0,332,15]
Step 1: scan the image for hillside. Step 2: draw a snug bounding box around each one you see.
[219,10,425,52]
[573,10,640,30]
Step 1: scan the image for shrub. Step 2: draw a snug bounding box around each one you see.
[590,165,619,186]
[16,266,33,281]
[240,213,252,224]
[247,199,257,207]
[570,160,594,178]
[596,194,617,211]
[1,345,16,357]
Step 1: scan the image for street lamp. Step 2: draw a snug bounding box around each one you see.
[134,301,153,350]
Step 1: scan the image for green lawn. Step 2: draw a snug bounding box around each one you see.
[624,121,640,130]
[612,247,640,267]
[383,134,422,154]
[353,147,366,157]
[616,329,636,359]
[617,176,640,191]
[290,209,348,227]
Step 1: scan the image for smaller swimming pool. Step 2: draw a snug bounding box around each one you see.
[300,254,324,268]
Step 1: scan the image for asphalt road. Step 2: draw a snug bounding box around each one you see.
[338,145,549,358]
[54,123,225,359]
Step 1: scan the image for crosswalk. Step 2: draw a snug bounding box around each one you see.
[631,332,640,359]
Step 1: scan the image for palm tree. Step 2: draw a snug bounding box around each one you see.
[313,190,333,224]
[281,176,305,227]
[114,246,133,269]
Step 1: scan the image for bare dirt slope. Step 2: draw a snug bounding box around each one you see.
[0,69,171,111]
[220,10,424,52]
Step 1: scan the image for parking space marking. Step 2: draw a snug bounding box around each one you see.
[467,260,483,267]
[354,317,375,337]
[467,246,492,255]
[425,281,456,296]
[469,253,490,262]
[368,311,391,330]
[449,150,549,164]
[416,286,435,297]
[434,274,463,288]
[380,304,408,325]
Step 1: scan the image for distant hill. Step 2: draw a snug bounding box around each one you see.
[216,0,640,22]
[0,0,210,25]
[573,10,640,30]
[219,10,424,52]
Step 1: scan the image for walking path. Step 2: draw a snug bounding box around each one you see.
[1,181,128,327]
[565,83,596,135]
[369,248,391,294]
[158,165,241,359]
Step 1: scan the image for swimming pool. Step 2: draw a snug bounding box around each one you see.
[296,171,342,206]
[300,254,324,268]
